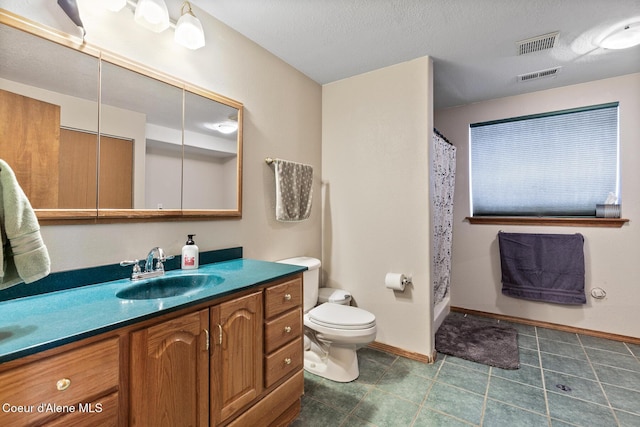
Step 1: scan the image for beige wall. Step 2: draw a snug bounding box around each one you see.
[435,73,640,338]
[3,2,322,269]
[322,57,434,356]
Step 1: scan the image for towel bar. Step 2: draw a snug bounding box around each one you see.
[265,157,274,165]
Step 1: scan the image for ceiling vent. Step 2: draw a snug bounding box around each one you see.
[517,31,559,55]
[518,66,562,82]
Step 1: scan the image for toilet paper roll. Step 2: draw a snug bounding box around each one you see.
[385,273,406,291]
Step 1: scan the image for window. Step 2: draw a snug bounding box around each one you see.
[470,103,619,217]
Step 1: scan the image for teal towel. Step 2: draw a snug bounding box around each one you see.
[0,159,51,289]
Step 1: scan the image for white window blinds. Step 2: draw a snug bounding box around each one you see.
[470,103,619,216]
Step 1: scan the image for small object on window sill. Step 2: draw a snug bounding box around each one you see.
[595,204,621,218]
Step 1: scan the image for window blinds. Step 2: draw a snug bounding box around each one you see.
[470,103,619,216]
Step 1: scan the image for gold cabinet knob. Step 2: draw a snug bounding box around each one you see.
[284,293,292,301]
[284,326,292,333]
[284,358,292,365]
[56,378,71,391]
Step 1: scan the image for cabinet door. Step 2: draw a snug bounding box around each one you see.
[98,134,133,209]
[59,128,98,209]
[0,89,61,208]
[211,291,263,424]
[130,310,209,427]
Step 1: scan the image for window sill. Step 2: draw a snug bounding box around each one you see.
[466,217,629,228]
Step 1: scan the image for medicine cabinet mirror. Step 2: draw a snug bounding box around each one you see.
[0,12,243,222]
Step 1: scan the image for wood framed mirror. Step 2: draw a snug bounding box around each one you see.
[0,10,243,223]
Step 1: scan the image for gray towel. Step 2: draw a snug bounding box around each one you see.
[273,159,313,221]
[0,159,51,289]
[498,232,585,305]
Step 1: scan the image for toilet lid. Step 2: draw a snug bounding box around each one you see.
[308,303,376,330]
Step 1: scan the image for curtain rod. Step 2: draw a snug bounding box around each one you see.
[434,128,452,145]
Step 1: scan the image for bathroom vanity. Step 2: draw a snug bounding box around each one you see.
[0,259,305,426]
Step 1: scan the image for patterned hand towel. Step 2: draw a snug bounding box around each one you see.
[273,159,313,221]
[0,159,51,290]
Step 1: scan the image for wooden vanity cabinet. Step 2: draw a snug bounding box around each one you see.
[129,309,210,426]
[210,291,263,425]
[0,337,121,427]
[263,278,303,389]
[226,276,304,427]
[0,273,303,427]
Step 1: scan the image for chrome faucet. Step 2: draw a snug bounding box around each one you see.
[145,247,167,273]
[120,247,174,280]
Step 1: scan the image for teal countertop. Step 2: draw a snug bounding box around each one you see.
[0,259,305,363]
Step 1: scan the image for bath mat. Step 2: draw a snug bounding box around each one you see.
[435,314,520,370]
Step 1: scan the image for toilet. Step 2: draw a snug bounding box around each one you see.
[278,257,376,382]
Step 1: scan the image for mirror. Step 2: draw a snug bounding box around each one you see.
[0,15,243,221]
[0,19,99,216]
[100,60,184,211]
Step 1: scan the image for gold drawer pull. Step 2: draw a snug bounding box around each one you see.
[284,358,292,365]
[284,326,292,333]
[56,378,71,391]
[284,293,292,301]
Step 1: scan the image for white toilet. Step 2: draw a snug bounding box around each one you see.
[278,257,376,382]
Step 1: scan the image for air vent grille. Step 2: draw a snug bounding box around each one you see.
[517,31,559,55]
[518,66,562,82]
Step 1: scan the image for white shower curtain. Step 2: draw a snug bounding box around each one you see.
[432,130,456,306]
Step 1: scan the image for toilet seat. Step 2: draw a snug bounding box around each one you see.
[308,303,376,330]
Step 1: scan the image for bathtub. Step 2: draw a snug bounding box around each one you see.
[433,295,450,332]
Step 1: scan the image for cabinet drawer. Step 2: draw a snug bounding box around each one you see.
[0,337,119,427]
[264,337,302,388]
[45,392,119,427]
[264,277,302,319]
[264,308,302,354]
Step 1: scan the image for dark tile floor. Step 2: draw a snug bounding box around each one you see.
[291,314,640,426]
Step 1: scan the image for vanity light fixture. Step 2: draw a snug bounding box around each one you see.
[104,0,206,49]
[599,21,640,49]
[175,2,206,50]
[134,0,170,33]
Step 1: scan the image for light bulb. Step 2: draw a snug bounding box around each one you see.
[134,0,170,32]
[175,12,205,49]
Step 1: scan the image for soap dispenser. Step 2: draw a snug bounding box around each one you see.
[181,234,199,270]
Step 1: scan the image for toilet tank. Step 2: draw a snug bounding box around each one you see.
[277,257,321,312]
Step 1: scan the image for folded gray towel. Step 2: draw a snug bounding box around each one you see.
[0,159,51,289]
[273,159,313,221]
[498,232,585,305]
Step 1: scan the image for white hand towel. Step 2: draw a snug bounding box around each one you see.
[0,159,51,289]
[273,159,313,221]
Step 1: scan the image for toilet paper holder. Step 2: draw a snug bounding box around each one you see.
[385,272,412,291]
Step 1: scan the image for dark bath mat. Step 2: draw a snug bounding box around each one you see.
[435,314,520,370]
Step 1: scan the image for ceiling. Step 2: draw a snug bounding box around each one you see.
[189,0,640,109]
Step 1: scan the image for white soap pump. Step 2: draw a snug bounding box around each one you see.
[181,234,199,270]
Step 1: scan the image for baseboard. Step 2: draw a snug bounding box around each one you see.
[368,341,437,364]
[451,306,640,345]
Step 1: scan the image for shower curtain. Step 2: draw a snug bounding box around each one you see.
[432,130,456,306]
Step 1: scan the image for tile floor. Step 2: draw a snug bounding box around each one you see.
[291,313,640,427]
